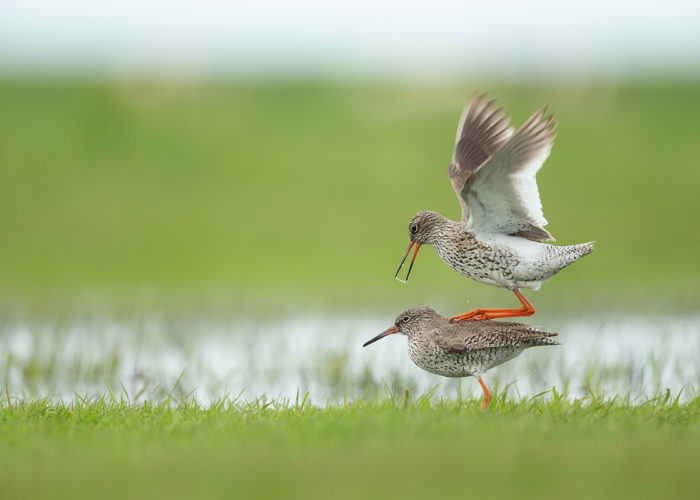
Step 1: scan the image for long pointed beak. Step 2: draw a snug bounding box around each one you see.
[394,240,421,283]
[363,326,399,347]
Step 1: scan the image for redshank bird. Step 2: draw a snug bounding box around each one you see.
[363,306,559,408]
[395,94,593,322]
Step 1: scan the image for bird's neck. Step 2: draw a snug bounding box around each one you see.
[427,216,467,247]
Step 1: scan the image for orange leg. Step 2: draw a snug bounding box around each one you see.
[477,377,492,409]
[450,289,535,322]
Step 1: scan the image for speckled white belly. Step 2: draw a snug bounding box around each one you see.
[407,340,527,378]
[434,233,565,290]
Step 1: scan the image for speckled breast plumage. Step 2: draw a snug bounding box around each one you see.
[407,333,527,377]
[431,228,593,290]
[433,231,520,289]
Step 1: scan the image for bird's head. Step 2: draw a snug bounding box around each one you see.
[363,306,442,346]
[395,211,446,283]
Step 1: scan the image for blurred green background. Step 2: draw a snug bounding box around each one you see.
[2,4,699,498]
[2,81,699,313]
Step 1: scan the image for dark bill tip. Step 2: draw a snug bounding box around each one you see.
[363,326,399,347]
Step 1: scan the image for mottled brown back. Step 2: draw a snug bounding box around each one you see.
[433,321,559,354]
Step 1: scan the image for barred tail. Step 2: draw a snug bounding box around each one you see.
[540,241,594,280]
[562,241,594,267]
[533,337,561,346]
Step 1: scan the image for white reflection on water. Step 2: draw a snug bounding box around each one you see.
[1,313,699,404]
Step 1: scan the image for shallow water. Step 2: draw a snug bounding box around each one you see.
[1,313,699,404]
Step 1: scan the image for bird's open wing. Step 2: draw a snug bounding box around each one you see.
[447,94,514,222]
[461,106,557,242]
[435,323,558,353]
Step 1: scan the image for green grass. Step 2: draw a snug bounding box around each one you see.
[1,392,699,499]
[1,81,700,311]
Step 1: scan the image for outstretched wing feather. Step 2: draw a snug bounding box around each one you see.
[461,107,557,241]
[447,94,514,222]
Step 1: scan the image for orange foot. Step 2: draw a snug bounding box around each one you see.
[450,289,535,323]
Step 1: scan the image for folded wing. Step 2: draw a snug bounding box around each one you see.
[461,106,557,242]
[447,94,514,222]
[435,323,559,353]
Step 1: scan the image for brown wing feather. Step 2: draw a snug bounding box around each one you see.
[434,322,559,354]
[461,106,558,242]
[447,93,513,222]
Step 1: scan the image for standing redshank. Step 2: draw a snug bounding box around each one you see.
[394,94,593,322]
[363,306,559,408]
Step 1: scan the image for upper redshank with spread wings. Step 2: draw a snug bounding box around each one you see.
[394,94,594,322]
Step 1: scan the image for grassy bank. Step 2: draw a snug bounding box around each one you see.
[1,82,699,311]
[1,393,699,499]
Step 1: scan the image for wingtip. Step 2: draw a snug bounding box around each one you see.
[519,105,558,144]
[463,91,488,113]
[464,91,502,115]
[471,90,490,102]
[531,105,549,122]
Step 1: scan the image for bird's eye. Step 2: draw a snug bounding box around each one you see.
[402,316,410,323]
[410,224,417,233]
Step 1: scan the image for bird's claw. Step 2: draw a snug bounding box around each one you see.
[450,312,489,323]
